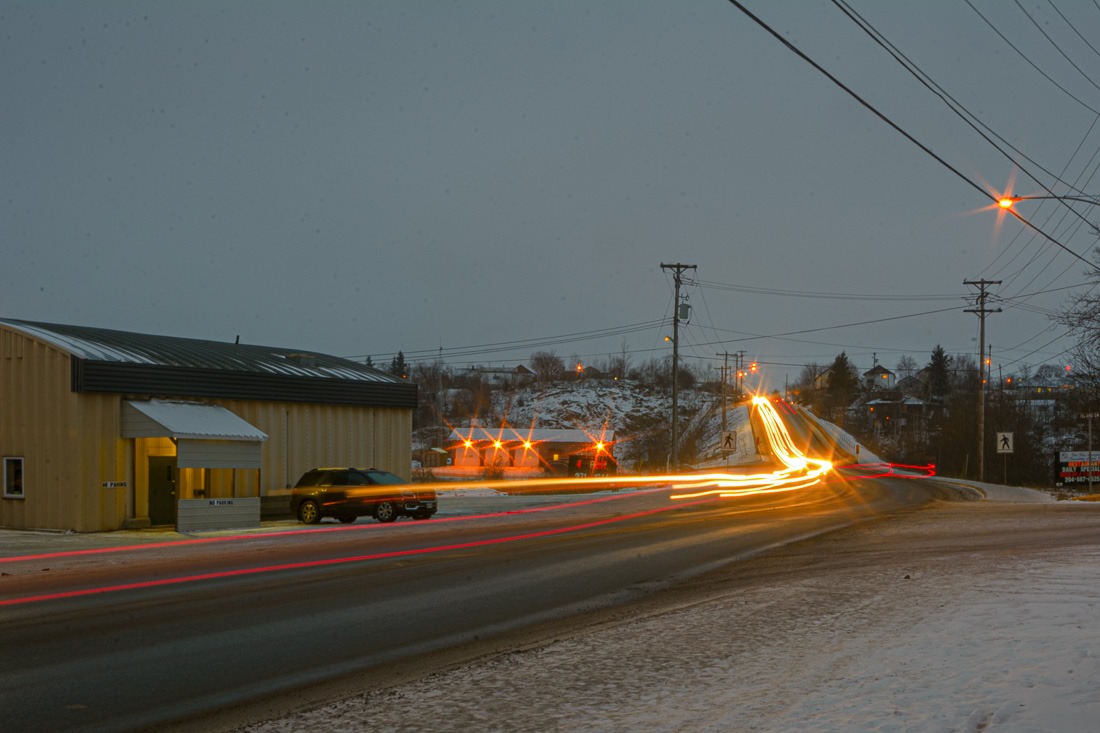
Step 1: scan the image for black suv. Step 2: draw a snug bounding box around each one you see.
[289,468,437,524]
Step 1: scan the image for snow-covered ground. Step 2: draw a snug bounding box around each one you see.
[236,484,1100,733]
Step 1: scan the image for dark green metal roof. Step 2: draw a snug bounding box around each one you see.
[0,318,416,407]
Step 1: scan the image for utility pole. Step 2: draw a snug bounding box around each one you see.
[1078,412,1099,493]
[1090,413,1095,495]
[964,279,1001,482]
[735,350,747,397]
[661,262,696,470]
[717,351,732,435]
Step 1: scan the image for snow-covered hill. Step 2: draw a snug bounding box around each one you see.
[421,380,880,470]
[490,381,682,430]
[436,381,754,469]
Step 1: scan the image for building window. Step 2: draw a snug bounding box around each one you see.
[3,457,23,499]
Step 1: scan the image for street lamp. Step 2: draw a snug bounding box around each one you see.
[998,194,1100,210]
[992,193,1100,270]
[984,192,1099,480]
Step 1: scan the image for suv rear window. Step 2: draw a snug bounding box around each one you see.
[364,470,404,485]
[294,470,342,487]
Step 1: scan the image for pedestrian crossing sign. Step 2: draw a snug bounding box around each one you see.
[996,432,1013,454]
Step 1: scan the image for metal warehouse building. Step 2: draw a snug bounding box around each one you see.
[0,319,416,532]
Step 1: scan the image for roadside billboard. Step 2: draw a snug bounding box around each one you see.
[1055,451,1100,486]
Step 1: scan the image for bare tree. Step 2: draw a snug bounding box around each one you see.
[796,362,823,388]
[629,356,672,388]
[601,339,632,380]
[895,355,918,380]
[1054,246,1100,347]
[529,350,565,384]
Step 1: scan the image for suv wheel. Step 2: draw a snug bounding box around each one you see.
[298,500,322,525]
[374,500,398,523]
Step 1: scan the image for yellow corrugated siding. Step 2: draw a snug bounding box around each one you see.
[213,399,412,490]
[1,324,412,531]
[0,329,130,532]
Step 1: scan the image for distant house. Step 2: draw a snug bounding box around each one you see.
[1013,366,1074,399]
[857,394,939,432]
[863,365,896,390]
[896,373,924,395]
[576,364,606,380]
[464,364,536,387]
[446,424,616,477]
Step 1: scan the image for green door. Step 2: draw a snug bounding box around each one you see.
[148,456,177,526]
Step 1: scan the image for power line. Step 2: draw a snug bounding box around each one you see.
[1012,0,1100,96]
[833,0,1100,231]
[724,0,1092,270]
[346,318,666,363]
[1047,0,1100,62]
[725,0,990,202]
[964,0,1100,114]
[699,278,964,302]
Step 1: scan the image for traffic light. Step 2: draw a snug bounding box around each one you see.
[749,362,758,374]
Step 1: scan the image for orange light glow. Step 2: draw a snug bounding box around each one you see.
[493,440,503,449]
[669,396,832,500]
[464,440,473,448]
[998,197,1015,209]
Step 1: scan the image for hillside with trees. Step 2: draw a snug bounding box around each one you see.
[400,342,1089,487]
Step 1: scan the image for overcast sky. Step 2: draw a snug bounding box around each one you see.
[5,1,1100,389]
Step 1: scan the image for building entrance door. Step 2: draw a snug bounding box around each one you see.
[148,456,177,526]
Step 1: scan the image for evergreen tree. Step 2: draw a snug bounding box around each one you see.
[389,351,407,378]
[927,345,951,401]
[823,352,860,423]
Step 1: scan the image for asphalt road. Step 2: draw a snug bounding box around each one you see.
[0,473,948,733]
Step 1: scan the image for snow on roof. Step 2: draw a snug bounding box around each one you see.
[449,426,614,444]
[0,318,400,383]
[123,399,268,441]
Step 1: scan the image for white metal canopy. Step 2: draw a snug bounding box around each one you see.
[122,400,268,468]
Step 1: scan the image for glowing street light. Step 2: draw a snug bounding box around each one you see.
[990,190,1100,272]
[997,193,1100,210]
